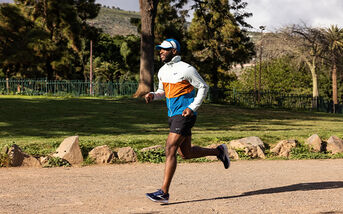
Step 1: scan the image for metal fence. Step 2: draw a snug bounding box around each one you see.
[0,79,340,113]
[208,88,340,113]
[0,79,138,97]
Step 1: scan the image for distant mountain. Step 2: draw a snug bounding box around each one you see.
[88,6,140,36]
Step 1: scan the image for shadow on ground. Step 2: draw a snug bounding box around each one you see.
[163,181,343,206]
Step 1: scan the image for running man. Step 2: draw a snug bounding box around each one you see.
[144,38,230,204]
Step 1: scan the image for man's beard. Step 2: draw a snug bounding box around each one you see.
[162,51,174,63]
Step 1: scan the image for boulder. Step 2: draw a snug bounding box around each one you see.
[89,145,114,164]
[205,144,240,161]
[21,155,42,167]
[244,145,266,159]
[1,145,9,154]
[39,156,50,167]
[7,144,41,167]
[305,134,323,152]
[140,145,164,152]
[229,137,265,159]
[229,136,265,150]
[271,140,298,157]
[53,136,83,165]
[326,136,343,154]
[117,147,137,162]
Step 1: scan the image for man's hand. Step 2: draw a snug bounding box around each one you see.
[145,93,154,104]
[182,108,193,117]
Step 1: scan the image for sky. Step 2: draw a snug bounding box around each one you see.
[96,0,343,32]
[1,0,343,31]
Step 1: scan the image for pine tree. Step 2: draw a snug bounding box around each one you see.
[188,0,255,89]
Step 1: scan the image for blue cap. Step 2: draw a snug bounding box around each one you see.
[156,38,181,52]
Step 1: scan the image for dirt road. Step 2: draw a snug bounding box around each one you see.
[1,159,343,214]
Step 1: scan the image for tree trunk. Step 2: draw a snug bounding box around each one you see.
[332,60,338,113]
[6,69,9,94]
[133,0,159,98]
[46,58,54,80]
[310,65,319,109]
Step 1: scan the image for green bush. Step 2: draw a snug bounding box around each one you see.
[289,144,330,159]
[236,149,252,160]
[44,157,71,167]
[0,153,9,167]
[330,152,343,159]
[82,156,96,166]
[80,142,97,159]
[137,149,165,163]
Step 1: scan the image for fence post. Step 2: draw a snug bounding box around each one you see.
[6,77,9,94]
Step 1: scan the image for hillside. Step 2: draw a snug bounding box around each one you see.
[87,6,140,36]
[88,6,260,40]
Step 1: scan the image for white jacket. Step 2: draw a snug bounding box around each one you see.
[152,56,209,117]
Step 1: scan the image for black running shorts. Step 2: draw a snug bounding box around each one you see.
[168,115,197,136]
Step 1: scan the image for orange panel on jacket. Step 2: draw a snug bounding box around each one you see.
[163,80,194,99]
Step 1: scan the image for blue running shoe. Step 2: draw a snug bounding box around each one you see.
[217,144,230,169]
[145,189,169,204]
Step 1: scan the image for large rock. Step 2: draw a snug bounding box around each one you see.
[229,136,265,150]
[53,136,83,165]
[306,134,323,152]
[271,140,298,157]
[39,156,50,167]
[326,136,343,154]
[89,145,114,164]
[244,145,266,159]
[205,144,240,161]
[117,147,137,162]
[229,137,265,159]
[7,144,41,167]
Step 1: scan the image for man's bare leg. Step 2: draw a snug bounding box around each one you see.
[161,133,221,194]
[161,132,185,194]
[178,135,219,159]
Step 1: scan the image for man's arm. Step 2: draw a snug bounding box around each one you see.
[184,66,209,112]
[145,74,165,104]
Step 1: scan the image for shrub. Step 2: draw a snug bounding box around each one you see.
[0,153,10,167]
[82,156,96,166]
[137,149,165,163]
[236,149,252,160]
[44,157,71,167]
[289,144,330,159]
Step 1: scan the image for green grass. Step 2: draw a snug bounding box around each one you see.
[1,95,343,159]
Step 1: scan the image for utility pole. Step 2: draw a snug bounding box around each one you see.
[258,25,265,104]
[254,57,257,104]
[90,40,93,96]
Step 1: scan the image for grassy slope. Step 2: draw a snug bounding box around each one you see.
[87,7,140,36]
[1,96,343,156]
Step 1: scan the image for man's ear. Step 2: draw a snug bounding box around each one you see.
[172,49,178,55]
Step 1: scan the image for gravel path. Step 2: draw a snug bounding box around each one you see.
[1,159,343,214]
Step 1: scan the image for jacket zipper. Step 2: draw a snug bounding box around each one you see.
[168,83,172,116]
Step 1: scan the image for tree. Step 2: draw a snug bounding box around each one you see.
[0,3,49,79]
[154,0,188,43]
[134,0,159,97]
[119,35,141,80]
[322,25,343,113]
[131,0,189,78]
[276,25,325,108]
[87,34,140,82]
[188,0,255,90]
[237,56,312,94]
[75,0,101,81]
[13,0,100,80]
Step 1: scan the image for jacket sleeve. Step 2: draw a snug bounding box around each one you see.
[184,66,209,112]
[151,72,165,100]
